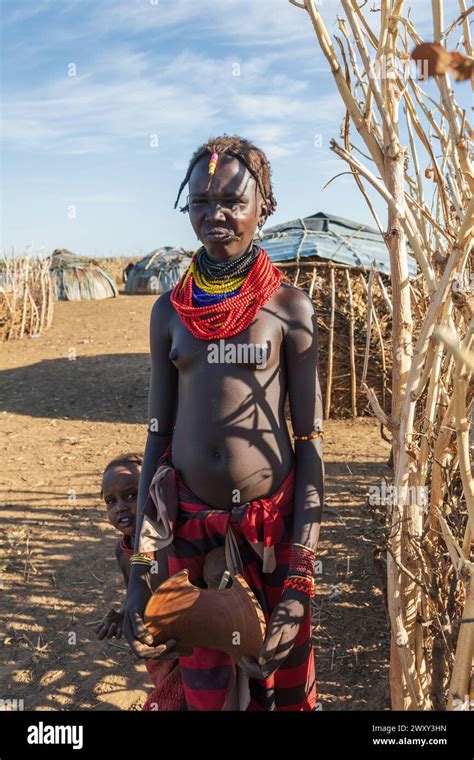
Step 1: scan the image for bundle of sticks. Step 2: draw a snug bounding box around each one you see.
[279,262,393,419]
[0,252,54,341]
[288,0,473,711]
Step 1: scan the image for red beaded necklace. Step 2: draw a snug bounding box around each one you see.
[170,246,282,340]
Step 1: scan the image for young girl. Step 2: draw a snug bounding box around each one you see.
[97,453,185,710]
[124,135,324,711]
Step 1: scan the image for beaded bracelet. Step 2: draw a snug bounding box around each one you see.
[293,431,323,441]
[130,553,154,567]
[283,576,316,597]
[283,543,317,597]
[289,543,316,575]
[292,542,316,554]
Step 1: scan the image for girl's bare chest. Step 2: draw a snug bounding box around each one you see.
[169,310,284,373]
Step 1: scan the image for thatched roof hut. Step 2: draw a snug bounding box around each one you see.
[260,212,417,419]
[50,249,118,301]
[124,247,191,295]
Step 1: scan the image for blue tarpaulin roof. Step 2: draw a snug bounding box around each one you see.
[259,212,417,278]
[124,246,191,294]
[50,249,118,300]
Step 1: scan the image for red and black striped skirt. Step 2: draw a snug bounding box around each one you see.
[160,445,317,711]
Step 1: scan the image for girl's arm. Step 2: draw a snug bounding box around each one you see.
[242,288,324,680]
[285,288,324,555]
[123,292,180,660]
[134,291,179,551]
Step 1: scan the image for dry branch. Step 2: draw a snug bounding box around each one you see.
[291,0,473,710]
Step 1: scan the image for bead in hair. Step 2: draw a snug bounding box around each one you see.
[205,151,219,190]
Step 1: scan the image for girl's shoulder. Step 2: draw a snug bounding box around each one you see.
[150,290,176,335]
[274,281,316,319]
[151,289,174,317]
[114,534,133,559]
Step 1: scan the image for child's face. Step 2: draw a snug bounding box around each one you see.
[102,464,140,536]
[187,154,267,259]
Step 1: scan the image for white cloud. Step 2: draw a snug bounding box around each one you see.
[3,2,466,170]
[2,0,61,25]
[91,0,318,46]
[3,35,334,157]
[2,49,220,152]
[63,193,131,203]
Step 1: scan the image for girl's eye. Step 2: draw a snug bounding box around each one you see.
[229,200,247,211]
[126,492,137,501]
[105,498,116,507]
[188,198,245,210]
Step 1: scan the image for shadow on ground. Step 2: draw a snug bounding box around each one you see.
[0,355,150,423]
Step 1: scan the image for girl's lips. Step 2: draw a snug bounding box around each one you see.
[117,515,134,527]
[205,230,233,239]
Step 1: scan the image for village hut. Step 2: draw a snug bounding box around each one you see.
[50,249,118,301]
[124,247,191,295]
[259,212,417,419]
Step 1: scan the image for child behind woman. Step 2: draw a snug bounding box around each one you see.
[97,452,185,710]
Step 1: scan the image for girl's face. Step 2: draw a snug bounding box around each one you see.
[187,154,268,260]
[102,464,140,536]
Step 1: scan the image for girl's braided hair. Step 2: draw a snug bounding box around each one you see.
[174,134,277,222]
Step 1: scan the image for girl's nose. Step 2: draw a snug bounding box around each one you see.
[204,200,227,222]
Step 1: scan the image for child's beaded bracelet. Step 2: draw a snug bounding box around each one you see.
[130,552,155,567]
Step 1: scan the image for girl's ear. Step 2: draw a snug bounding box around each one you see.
[258,201,268,228]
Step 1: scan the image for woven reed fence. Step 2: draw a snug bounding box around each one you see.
[290,0,473,710]
[278,261,393,419]
[0,252,54,341]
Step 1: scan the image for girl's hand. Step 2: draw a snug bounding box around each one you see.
[240,587,309,680]
[95,608,124,640]
[122,565,179,661]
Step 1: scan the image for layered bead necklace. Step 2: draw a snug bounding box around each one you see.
[171,243,282,340]
[191,244,260,307]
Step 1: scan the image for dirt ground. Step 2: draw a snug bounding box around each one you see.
[0,293,391,711]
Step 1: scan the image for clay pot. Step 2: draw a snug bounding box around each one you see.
[144,569,266,663]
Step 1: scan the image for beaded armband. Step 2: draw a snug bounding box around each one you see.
[293,431,323,442]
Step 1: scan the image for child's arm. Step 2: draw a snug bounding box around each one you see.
[114,538,130,588]
[95,540,128,640]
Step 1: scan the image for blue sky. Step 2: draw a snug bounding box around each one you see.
[1,0,470,258]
